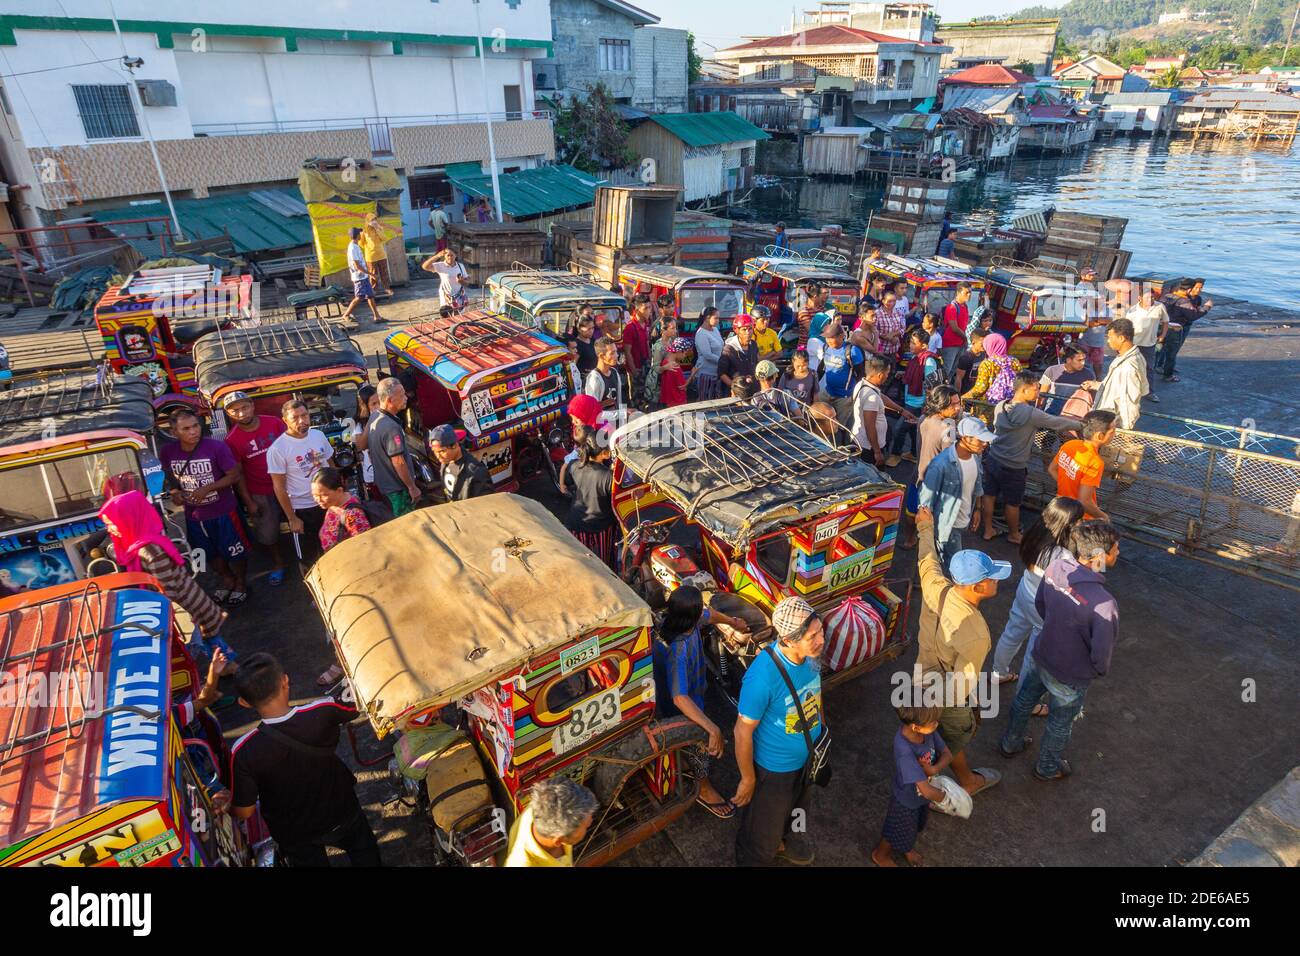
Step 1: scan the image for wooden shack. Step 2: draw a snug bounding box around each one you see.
[445,222,547,286]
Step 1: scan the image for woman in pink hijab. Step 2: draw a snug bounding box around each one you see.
[100,491,238,673]
[962,331,1023,404]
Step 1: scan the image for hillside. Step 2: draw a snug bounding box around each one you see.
[1009,0,1296,45]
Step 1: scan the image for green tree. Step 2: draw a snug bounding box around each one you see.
[687,32,703,85]
[1156,64,1182,87]
[545,84,638,174]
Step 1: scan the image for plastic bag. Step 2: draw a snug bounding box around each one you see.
[928,774,973,819]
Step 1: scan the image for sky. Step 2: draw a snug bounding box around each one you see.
[644,0,1069,52]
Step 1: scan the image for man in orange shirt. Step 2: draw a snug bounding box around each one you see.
[1048,410,1117,520]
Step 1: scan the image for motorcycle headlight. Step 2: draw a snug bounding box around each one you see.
[547,426,566,447]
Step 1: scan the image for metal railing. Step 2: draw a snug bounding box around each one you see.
[191,110,554,138]
[967,400,1300,592]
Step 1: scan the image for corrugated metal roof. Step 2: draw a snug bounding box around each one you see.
[1104,92,1174,106]
[92,187,312,255]
[645,111,771,146]
[1182,89,1300,110]
[448,164,605,219]
[941,86,1020,114]
[888,112,941,131]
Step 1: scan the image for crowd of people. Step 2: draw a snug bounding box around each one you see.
[79,250,1194,868]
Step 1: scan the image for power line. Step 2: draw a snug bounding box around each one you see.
[1,57,122,78]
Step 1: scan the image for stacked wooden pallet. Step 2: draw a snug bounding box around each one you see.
[1036,211,1130,279]
[446,222,546,286]
[727,224,828,273]
[555,222,678,285]
[870,174,951,257]
[673,211,732,273]
[949,228,1045,268]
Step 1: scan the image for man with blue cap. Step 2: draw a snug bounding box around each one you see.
[914,504,1012,798]
[919,414,997,568]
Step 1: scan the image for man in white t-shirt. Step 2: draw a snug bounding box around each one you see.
[421,248,470,310]
[851,355,914,468]
[266,398,334,567]
[1125,286,1168,404]
[340,226,384,328]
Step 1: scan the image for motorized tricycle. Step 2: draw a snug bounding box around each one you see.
[743,246,859,331]
[864,253,986,320]
[304,494,708,866]
[94,265,254,419]
[0,371,183,588]
[487,265,627,339]
[972,258,1103,367]
[385,310,574,492]
[616,263,746,338]
[0,574,269,866]
[610,399,912,706]
[192,318,369,479]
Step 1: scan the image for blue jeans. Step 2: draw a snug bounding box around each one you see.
[992,573,1043,677]
[1000,655,1088,777]
[1155,326,1186,378]
[937,528,964,575]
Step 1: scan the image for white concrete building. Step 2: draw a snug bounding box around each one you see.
[0,0,557,235]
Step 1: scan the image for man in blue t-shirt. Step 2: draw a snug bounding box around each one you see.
[806,320,865,428]
[733,596,825,866]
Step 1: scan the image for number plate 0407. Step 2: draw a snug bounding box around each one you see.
[551,687,622,756]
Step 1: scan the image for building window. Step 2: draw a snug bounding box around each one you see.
[408,172,453,209]
[599,38,630,72]
[72,84,140,139]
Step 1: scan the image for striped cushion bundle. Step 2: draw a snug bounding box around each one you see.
[822,595,886,672]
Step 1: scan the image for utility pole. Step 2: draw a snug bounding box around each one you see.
[107,0,182,240]
[1284,2,1300,68]
[471,0,504,223]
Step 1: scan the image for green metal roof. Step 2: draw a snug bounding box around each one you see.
[92,187,312,255]
[447,164,605,219]
[644,111,771,147]
[444,161,483,177]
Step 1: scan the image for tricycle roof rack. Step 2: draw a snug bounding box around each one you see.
[402,310,543,353]
[496,262,605,289]
[0,370,155,445]
[760,245,850,269]
[987,255,1079,282]
[191,318,365,398]
[611,400,897,547]
[878,253,976,276]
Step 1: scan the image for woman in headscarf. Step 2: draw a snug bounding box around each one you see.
[99,491,238,673]
[962,331,1022,404]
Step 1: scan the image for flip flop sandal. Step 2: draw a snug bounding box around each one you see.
[317,663,345,687]
[1032,703,1050,718]
[968,768,1002,796]
[224,591,248,607]
[999,735,1032,758]
[696,796,736,819]
[212,588,231,604]
[995,673,1019,684]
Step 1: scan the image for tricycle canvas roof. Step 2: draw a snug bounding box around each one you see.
[0,370,155,450]
[487,266,626,340]
[972,258,1102,365]
[191,319,367,409]
[615,263,746,336]
[611,398,896,549]
[610,399,911,701]
[306,494,706,866]
[306,494,650,733]
[742,247,856,288]
[0,575,262,867]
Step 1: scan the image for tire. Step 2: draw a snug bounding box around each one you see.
[590,718,708,808]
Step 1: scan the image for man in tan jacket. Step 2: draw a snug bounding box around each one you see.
[914,506,1011,797]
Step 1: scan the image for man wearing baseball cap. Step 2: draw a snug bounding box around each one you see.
[919,415,996,569]
[914,504,1010,798]
[222,390,287,586]
[430,424,492,502]
[752,359,799,419]
[733,596,825,866]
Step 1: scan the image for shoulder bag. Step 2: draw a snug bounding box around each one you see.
[762,644,832,787]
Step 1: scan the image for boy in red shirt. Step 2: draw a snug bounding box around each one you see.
[222,391,288,585]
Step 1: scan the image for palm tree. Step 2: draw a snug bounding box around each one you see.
[1156,65,1181,88]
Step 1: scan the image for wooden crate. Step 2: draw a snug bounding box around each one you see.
[569,238,679,286]
[1044,211,1127,250]
[1037,243,1131,280]
[882,176,951,223]
[303,264,322,288]
[447,222,547,285]
[869,213,942,257]
[591,185,683,249]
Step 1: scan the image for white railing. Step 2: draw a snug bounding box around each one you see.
[191,110,554,137]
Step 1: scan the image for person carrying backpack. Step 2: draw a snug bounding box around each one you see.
[888,327,943,467]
